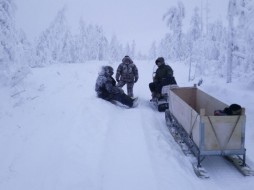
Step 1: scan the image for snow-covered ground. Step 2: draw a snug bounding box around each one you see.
[0,60,253,190]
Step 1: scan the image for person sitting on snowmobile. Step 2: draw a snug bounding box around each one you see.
[149,57,177,100]
[115,55,139,98]
[95,65,138,108]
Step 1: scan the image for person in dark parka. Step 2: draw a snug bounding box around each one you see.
[149,57,177,99]
[95,66,138,108]
[115,55,139,98]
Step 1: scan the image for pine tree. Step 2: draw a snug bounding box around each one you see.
[0,0,16,84]
[36,7,73,65]
[108,35,122,62]
[73,20,109,62]
[98,36,109,61]
[76,19,89,62]
[0,0,30,86]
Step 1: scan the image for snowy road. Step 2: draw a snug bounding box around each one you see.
[1,62,254,190]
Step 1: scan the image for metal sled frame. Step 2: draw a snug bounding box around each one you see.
[165,110,246,167]
[165,86,247,168]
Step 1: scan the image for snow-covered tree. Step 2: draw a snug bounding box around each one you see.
[185,6,227,79]
[148,41,157,60]
[98,35,109,61]
[0,0,30,86]
[190,7,202,42]
[124,43,131,57]
[0,0,16,84]
[68,19,109,62]
[205,22,226,61]
[108,35,122,62]
[36,7,73,65]
[136,51,147,60]
[75,19,88,62]
[130,40,136,59]
[227,0,238,82]
[35,31,53,65]
[240,0,254,74]
[158,33,173,60]
[122,41,136,59]
[85,24,106,60]
[226,0,250,82]
[163,1,185,60]
[15,30,34,67]
[186,7,202,63]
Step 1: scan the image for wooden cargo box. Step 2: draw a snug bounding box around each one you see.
[167,86,246,156]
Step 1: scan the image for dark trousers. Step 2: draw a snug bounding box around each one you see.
[149,82,162,94]
[99,93,133,107]
[149,77,177,94]
[117,80,134,97]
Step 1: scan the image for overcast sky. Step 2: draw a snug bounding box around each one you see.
[15,0,228,54]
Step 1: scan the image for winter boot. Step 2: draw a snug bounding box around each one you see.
[150,92,156,102]
[131,97,139,108]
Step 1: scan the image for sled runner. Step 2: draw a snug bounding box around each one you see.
[165,85,254,178]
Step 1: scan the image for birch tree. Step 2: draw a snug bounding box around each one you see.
[227,0,236,83]
[163,1,185,60]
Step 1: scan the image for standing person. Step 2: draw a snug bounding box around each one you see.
[95,65,138,108]
[149,57,177,100]
[115,55,139,98]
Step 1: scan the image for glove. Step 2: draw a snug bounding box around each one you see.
[134,78,138,83]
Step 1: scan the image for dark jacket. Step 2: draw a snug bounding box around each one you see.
[95,74,122,100]
[154,63,176,85]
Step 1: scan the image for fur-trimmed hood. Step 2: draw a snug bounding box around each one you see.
[122,55,133,64]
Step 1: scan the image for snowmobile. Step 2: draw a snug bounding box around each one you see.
[150,84,178,112]
[150,67,178,112]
